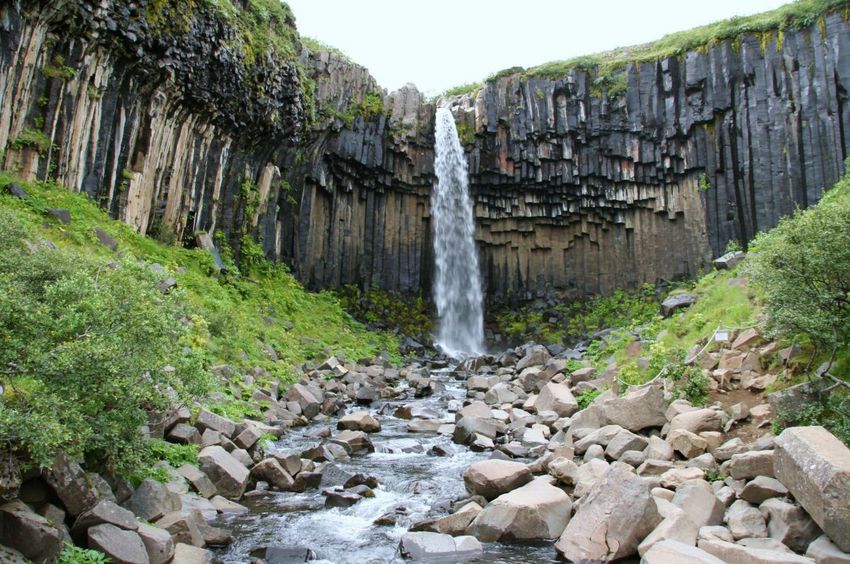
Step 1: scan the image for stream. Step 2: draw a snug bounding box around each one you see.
[213,366,559,563]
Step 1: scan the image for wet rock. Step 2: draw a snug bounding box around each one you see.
[249,545,318,563]
[87,524,149,564]
[198,446,250,499]
[338,411,381,432]
[123,479,181,521]
[470,479,572,542]
[463,459,532,500]
[418,502,482,536]
[250,459,294,491]
[332,430,375,455]
[774,426,850,552]
[399,532,482,561]
[407,419,443,433]
[323,489,362,508]
[556,466,661,561]
[0,500,65,563]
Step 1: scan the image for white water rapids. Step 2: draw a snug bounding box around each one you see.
[431,108,484,357]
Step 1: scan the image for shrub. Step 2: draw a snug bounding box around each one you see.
[0,210,210,475]
[750,171,850,362]
[57,544,110,564]
[577,388,603,409]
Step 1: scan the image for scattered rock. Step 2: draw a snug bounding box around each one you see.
[337,411,381,432]
[123,479,181,522]
[87,523,149,564]
[198,446,250,499]
[661,293,696,317]
[399,532,482,561]
[470,479,572,541]
[463,460,532,500]
[0,500,65,563]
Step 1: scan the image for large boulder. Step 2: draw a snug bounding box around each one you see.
[137,522,175,564]
[469,479,572,542]
[72,500,138,540]
[87,524,150,564]
[250,459,294,491]
[194,409,236,438]
[759,498,822,554]
[42,452,99,516]
[555,466,661,562]
[0,500,65,563]
[774,426,850,552]
[123,479,181,521]
[534,383,578,417]
[600,384,667,431]
[198,446,250,499]
[698,537,815,563]
[661,293,696,317]
[463,460,532,500]
[399,532,482,561]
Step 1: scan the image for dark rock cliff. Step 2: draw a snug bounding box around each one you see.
[2,0,850,304]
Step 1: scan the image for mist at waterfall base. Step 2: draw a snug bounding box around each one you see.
[431,108,485,358]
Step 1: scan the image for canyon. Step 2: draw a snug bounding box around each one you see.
[2,1,850,303]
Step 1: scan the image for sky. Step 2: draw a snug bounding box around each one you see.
[287,0,791,97]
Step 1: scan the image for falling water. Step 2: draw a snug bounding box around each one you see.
[432,108,484,357]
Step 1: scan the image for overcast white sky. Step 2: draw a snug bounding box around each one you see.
[287,0,790,96]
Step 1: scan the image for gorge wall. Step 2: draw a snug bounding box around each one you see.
[2,0,850,304]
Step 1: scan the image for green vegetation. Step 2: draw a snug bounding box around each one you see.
[57,544,110,564]
[698,173,712,192]
[146,439,199,468]
[576,388,603,410]
[325,92,386,127]
[10,129,53,155]
[301,36,352,62]
[42,55,76,81]
[455,122,477,145]
[441,0,848,98]
[0,171,399,476]
[338,285,432,344]
[441,82,484,99]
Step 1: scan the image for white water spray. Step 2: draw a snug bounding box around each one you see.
[432,108,484,357]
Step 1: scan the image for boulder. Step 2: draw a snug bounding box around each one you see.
[42,452,99,516]
[332,430,375,455]
[600,384,667,431]
[337,411,381,433]
[284,384,321,419]
[172,543,214,564]
[698,538,815,563]
[668,429,708,458]
[453,416,500,445]
[774,426,850,551]
[760,498,822,554]
[806,535,850,563]
[137,522,175,564]
[123,479,181,521]
[642,539,725,563]
[556,466,661,562]
[399,532,482,561]
[194,409,236,437]
[534,383,578,417]
[548,457,579,486]
[72,500,138,540]
[605,429,648,460]
[250,459,294,491]
[728,450,775,480]
[176,465,217,499]
[167,423,202,445]
[741,476,788,504]
[469,479,572,541]
[87,524,149,564]
[661,293,696,317]
[155,510,204,547]
[463,460,531,500]
[198,446,250,499]
[672,482,725,528]
[669,408,724,434]
[638,506,700,557]
[726,499,768,539]
[233,426,263,450]
[0,500,65,563]
[714,251,746,270]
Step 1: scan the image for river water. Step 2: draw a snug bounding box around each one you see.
[214,367,559,563]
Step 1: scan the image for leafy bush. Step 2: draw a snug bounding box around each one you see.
[0,210,210,474]
[750,170,850,361]
[577,388,603,410]
[57,544,110,564]
[146,439,199,467]
[772,392,850,446]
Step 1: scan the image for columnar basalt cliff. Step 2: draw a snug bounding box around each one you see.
[2,0,850,303]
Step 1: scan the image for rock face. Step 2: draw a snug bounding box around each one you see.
[1,2,848,303]
[774,426,850,552]
[555,466,661,561]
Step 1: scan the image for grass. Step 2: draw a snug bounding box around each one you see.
[10,129,53,155]
[0,171,400,386]
[301,36,353,62]
[441,0,849,97]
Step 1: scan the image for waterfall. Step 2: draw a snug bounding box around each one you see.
[431,108,484,357]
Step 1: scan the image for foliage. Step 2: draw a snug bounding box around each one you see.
[772,391,850,446]
[576,388,603,410]
[0,171,400,473]
[724,239,743,254]
[440,82,484,99]
[455,122,477,145]
[698,173,712,192]
[0,209,211,474]
[338,285,432,342]
[10,129,53,155]
[146,438,199,467]
[57,544,110,564]
[42,55,76,81]
[749,170,850,361]
[672,367,710,406]
[326,92,386,127]
[301,36,352,62]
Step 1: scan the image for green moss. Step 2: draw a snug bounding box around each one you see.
[455,121,476,145]
[42,55,76,81]
[441,82,485,99]
[301,36,352,62]
[10,129,53,155]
